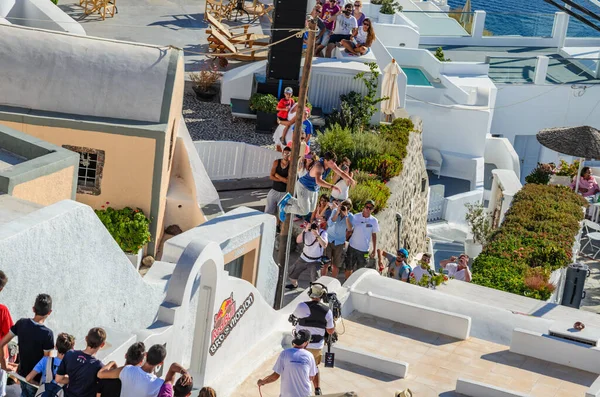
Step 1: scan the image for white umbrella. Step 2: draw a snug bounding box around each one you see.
[460,0,472,26]
[381,59,400,121]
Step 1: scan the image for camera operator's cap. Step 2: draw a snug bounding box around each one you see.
[284,87,293,94]
[308,283,327,299]
[292,329,312,346]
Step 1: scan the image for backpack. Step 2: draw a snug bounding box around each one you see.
[34,357,64,397]
[400,264,412,282]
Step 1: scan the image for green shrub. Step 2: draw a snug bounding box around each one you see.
[349,179,391,214]
[471,184,585,300]
[356,154,403,180]
[95,206,152,253]
[249,93,277,113]
[555,159,580,178]
[524,162,553,185]
[317,124,355,160]
[351,132,389,163]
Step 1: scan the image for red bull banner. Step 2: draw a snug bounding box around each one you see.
[209,292,254,356]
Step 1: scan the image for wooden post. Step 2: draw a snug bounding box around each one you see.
[274,18,317,310]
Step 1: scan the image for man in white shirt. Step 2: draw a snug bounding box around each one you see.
[257,330,318,397]
[411,253,433,283]
[440,254,472,282]
[98,344,190,397]
[344,199,379,280]
[325,3,358,57]
[286,221,328,290]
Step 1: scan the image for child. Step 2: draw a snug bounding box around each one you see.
[0,294,54,397]
[96,342,146,397]
[0,271,14,397]
[276,87,295,122]
[26,333,75,385]
[56,327,106,397]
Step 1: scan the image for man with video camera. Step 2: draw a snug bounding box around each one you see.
[290,283,335,395]
[286,221,328,290]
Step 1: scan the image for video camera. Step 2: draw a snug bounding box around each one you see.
[323,292,342,321]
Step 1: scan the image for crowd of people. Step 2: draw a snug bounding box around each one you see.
[0,272,217,397]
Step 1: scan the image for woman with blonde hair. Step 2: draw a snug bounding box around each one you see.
[341,18,375,56]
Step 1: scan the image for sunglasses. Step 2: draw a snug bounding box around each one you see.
[365,206,374,210]
[363,23,370,26]
[354,3,361,6]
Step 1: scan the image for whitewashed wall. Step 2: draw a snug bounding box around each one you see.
[2,0,85,34]
[195,141,280,181]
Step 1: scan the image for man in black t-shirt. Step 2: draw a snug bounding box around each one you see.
[0,294,54,397]
[96,342,145,397]
[56,327,106,397]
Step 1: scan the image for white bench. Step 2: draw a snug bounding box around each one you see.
[331,344,408,378]
[456,378,528,397]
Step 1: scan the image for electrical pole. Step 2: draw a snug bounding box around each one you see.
[274,17,317,310]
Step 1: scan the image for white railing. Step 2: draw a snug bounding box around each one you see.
[427,184,445,222]
[194,141,279,181]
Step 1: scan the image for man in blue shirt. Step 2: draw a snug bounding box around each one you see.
[290,110,314,144]
[322,199,352,278]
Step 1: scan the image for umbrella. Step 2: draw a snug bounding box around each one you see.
[381,59,400,121]
[536,125,600,193]
[460,0,472,27]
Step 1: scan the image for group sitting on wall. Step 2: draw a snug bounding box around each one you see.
[0,274,217,397]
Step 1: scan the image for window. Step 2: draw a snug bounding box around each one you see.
[224,256,244,279]
[63,145,105,196]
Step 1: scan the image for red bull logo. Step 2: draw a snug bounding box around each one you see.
[209,292,255,356]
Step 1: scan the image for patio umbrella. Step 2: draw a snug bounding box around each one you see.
[381,59,400,122]
[536,125,600,193]
[460,0,472,26]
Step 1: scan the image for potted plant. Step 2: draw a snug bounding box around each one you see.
[550,159,579,186]
[95,206,152,270]
[378,0,402,24]
[249,93,278,134]
[189,70,221,101]
[464,202,492,259]
[370,0,383,15]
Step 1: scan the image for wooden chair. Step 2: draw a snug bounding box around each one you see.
[80,0,116,20]
[205,12,269,46]
[208,29,269,62]
[244,0,274,23]
[205,0,236,21]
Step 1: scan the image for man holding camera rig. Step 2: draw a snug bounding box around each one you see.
[290,283,335,395]
[286,221,328,290]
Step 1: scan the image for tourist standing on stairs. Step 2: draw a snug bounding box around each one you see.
[286,221,328,290]
[344,200,379,279]
[265,147,290,232]
[440,254,472,282]
[278,152,354,222]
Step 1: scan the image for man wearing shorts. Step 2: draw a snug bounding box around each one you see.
[264,147,290,232]
[291,284,335,395]
[315,0,340,57]
[323,199,351,278]
[344,199,379,279]
[325,3,358,58]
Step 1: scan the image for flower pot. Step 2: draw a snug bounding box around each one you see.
[256,111,278,134]
[549,175,572,186]
[125,248,143,270]
[192,85,219,101]
[464,238,483,259]
[378,11,395,24]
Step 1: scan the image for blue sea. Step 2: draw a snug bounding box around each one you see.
[446,0,600,37]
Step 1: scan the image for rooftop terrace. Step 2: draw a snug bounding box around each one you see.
[234,312,596,396]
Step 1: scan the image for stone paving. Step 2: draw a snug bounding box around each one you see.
[233,313,597,396]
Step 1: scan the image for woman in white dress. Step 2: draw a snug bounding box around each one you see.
[340,18,375,56]
[273,102,300,151]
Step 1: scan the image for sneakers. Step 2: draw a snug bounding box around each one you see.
[315,387,322,395]
[285,283,299,290]
[278,193,292,222]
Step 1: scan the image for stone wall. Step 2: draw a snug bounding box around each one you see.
[376,117,428,259]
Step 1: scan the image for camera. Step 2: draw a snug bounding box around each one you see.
[323,292,342,320]
[288,314,298,326]
[310,222,318,230]
[340,205,348,212]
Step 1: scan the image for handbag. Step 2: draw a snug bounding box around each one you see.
[34,357,64,397]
